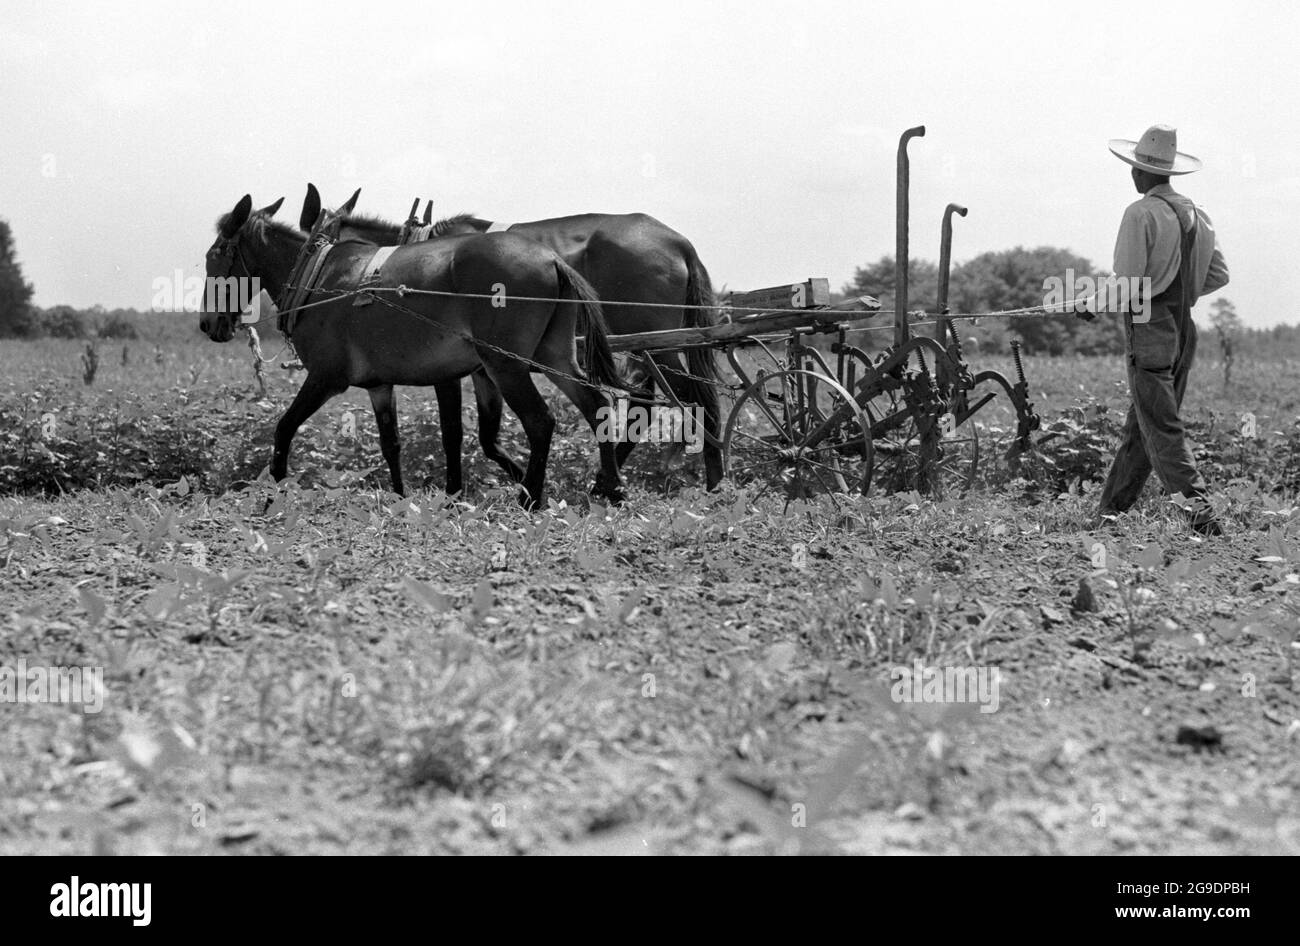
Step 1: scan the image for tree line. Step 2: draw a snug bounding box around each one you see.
[844,246,1300,359]
[2,215,1297,357]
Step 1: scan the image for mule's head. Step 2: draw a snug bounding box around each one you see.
[299,183,406,248]
[298,183,360,234]
[200,194,285,342]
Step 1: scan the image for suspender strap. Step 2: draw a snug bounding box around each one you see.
[1149,194,1198,312]
[1151,193,1195,236]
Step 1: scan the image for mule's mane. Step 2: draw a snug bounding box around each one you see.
[335,211,483,237]
[216,212,305,248]
[336,212,401,236]
[214,208,489,246]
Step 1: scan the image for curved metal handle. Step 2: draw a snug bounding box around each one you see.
[935,202,970,369]
[938,203,969,310]
[894,126,927,348]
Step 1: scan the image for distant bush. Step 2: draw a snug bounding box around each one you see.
[97,313,140,339]
[39,306,89,339]
[2,306,182,342]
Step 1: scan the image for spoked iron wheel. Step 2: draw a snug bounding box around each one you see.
[857,366,980,498]
[722,369,872,500]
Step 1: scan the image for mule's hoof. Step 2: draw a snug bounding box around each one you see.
[592,483,625,505]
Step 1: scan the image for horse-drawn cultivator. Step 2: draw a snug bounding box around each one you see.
[601,125,1042,499]
[220,125,1043,503]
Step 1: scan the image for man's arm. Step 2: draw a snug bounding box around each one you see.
[1201,212,1229,293]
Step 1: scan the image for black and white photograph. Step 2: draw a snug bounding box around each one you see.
[0,0,1294,898]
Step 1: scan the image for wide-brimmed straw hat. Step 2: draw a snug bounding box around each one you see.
[1108,124,1201,175]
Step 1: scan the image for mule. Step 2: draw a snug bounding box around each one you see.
[299,183,724,493]
[200,194,626,508]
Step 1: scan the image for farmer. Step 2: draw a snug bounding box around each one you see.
[1080,124,1230,535]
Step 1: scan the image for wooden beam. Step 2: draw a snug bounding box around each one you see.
[603,295,882,353]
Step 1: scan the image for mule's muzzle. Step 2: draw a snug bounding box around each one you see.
[200,312,235,342]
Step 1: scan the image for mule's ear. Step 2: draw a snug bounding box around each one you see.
[258,196,285,218]
[339,187,361,216]
[221,194,253,238]
[422,200,433,225]
[407,198,421,222]
[300,183,322,232]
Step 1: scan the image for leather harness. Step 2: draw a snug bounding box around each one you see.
[277,212,515,327]
[351,245,398,307]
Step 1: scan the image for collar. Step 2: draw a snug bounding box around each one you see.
[1144,183,1177,199]
[278,241,335,336]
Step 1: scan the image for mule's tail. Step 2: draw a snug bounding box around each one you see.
[554,258,625,390]
[682,248,722,415]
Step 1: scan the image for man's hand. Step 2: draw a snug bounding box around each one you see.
[1071,299,1096,322]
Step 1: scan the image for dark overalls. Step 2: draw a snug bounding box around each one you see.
[1097,193,1213,523]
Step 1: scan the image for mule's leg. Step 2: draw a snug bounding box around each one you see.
[368,384,404,496]
[682,356,724,490]
[648,351,722,488]
[478,363,554,510]
[544,371,625,504]
[470,369,524,483]
[272,372,341,481]
[613,354,656,469]
[433,379,464,495]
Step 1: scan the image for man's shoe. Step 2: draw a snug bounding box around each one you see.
[1181,494,1223,537]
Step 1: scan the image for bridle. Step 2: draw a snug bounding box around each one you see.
[201,232,259,337]
[209,232,255,283]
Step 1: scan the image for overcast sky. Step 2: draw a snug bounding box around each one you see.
[1,0,1296,325]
